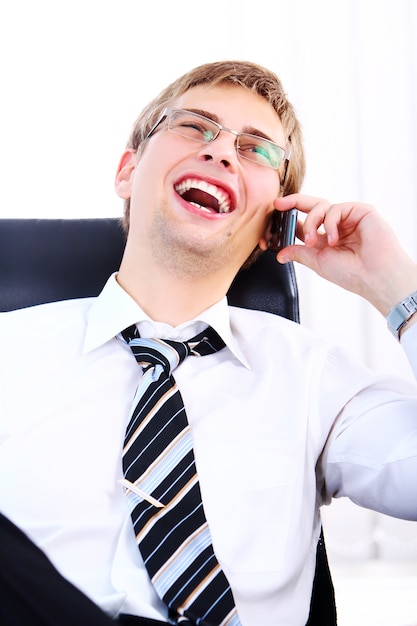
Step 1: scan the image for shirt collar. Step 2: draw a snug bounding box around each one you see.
[83,273,250,368]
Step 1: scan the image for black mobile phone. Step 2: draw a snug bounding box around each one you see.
[269,208,298,251]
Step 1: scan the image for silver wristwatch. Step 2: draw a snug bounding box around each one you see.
[386,290,417,341]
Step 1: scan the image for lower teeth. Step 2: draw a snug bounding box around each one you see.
[190,202,214,213]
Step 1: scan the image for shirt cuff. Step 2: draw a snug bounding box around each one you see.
[401,321,417,380]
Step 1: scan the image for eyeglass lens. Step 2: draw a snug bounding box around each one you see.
[167,110,285,169]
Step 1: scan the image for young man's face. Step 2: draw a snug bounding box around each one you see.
[116,84,286,279]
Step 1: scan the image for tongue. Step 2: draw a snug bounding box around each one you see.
[182,189,219,212]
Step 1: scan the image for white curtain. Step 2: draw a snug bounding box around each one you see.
[1,0,417,621]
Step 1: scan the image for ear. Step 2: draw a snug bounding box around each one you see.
[258,235,269,251]
[258,225,270,251]
[258,206,277,251]
[259,185,285,250]
[115,149,137,199]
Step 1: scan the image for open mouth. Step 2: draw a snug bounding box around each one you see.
[174,178,235,214]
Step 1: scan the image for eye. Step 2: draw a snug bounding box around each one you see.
[239,138,276,166]
[179,120,205,132]
[251,144,272,160]
[170,113,216,143]
[180,122,215,142]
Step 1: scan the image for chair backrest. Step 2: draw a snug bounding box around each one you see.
[0,218,300,318]
[0,217,336,624]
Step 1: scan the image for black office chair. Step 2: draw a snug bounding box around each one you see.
[0,218,301,318]
[0,218,336,625]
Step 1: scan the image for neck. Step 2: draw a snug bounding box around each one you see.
[117,247,236,326]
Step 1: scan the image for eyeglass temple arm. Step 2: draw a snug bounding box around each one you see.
[144,109,169,141]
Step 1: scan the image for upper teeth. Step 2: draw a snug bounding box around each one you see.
[175,178,232,213]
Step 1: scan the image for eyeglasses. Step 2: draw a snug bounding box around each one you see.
[144,108,290,171]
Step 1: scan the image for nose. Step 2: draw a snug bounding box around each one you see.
[197,130,239,170]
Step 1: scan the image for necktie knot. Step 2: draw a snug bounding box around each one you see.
[121,325,226,376]
[125,335,189,376]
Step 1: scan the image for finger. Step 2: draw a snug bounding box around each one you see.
[321,202,370,247]
[274,194,331,246]
[276,242,320,270]
[274,193,327,214]
[321,204,344,246]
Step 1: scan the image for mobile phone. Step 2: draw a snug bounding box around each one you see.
[269,208,298,251]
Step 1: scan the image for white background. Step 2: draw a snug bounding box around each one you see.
[1,1,417,623]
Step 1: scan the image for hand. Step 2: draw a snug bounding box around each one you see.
[274,194,417,316]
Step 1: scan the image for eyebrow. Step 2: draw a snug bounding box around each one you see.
[182,107,277,143]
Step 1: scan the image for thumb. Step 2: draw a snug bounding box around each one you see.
[276,243,318,270]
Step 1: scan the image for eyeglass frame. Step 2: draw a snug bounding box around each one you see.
[143,107,291,178]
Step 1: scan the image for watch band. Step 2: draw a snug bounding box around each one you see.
[386,290,417,341]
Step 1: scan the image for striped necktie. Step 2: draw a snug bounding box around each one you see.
[120,325,241,626]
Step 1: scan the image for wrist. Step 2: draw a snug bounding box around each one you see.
[370,259,417,316]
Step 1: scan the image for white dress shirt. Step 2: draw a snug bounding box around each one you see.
[1,273,417,626]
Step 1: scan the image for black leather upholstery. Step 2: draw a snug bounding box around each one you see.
[0,219,126,312]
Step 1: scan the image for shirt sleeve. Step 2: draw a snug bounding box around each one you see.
[401,322,417,379]
[317,329,417,521]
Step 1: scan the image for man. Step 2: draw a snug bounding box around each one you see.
[1,60,416,626]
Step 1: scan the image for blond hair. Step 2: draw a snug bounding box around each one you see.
[122,60,305,234]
